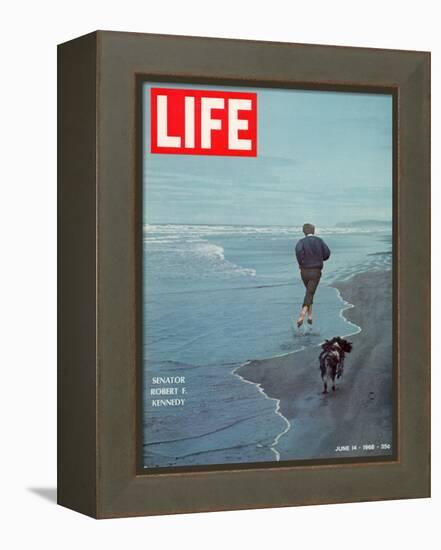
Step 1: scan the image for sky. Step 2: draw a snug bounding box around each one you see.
[143,82,392,227]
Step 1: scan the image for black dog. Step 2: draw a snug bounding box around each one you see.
[319,337,353,394]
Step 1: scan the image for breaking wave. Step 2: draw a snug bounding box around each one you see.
[181,241,256,278]
[145,232,256,280]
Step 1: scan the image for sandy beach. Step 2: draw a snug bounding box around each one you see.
[236,269,393,461]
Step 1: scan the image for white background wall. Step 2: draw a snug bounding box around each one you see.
[0,1,438,548]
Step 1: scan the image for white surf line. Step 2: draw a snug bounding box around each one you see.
[332,286,362,339]
[232,363,292,461]
[301,286,362,350]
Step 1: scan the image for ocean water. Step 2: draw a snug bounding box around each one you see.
[142,224,392,468]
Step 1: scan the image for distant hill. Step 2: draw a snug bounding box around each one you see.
[335,219,392,228]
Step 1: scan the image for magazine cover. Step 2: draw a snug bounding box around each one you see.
[140,81,395,471]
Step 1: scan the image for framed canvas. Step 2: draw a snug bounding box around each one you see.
[58,31,430,518]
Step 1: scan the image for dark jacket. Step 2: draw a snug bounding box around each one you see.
[295,235,331,269]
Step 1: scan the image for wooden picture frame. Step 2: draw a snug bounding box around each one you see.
[58,31,430,518]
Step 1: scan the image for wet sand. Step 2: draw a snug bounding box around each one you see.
[236,269,393,460]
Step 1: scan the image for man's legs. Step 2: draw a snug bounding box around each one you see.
[302,269,321,307]
[297,268,321,326]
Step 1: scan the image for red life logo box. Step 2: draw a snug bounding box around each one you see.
[150,88,257,157]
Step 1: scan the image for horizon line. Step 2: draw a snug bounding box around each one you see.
[143,220,392,228]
